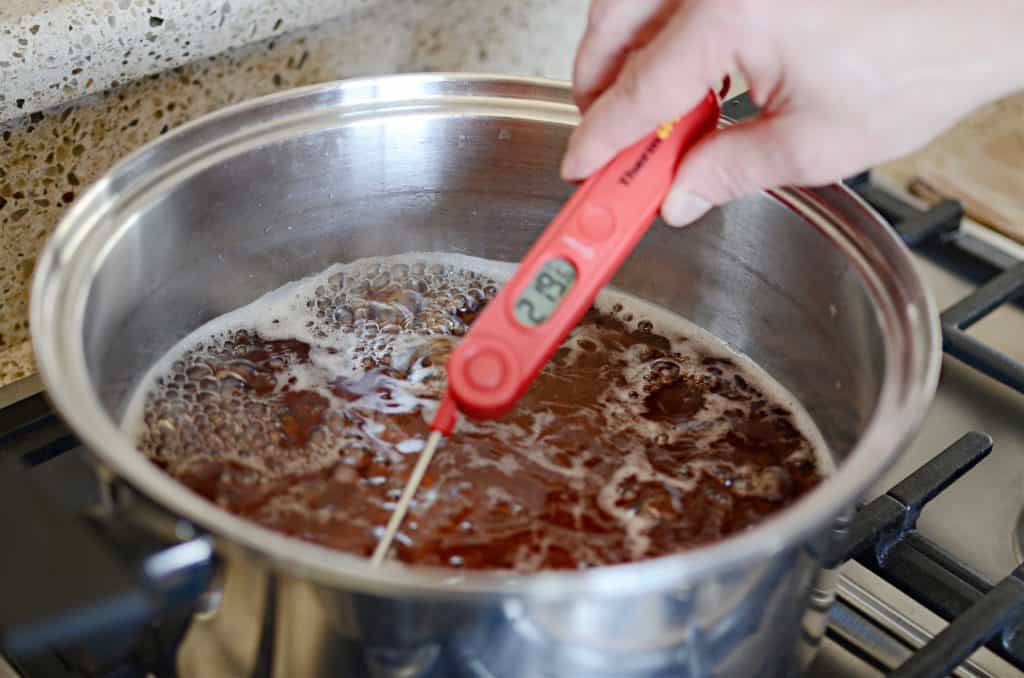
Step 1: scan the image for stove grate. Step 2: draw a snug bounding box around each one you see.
[842,172,1024,676]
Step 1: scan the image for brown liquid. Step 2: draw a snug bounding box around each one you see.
[133,256,825,571]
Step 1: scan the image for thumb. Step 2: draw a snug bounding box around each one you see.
[660,115,809,227]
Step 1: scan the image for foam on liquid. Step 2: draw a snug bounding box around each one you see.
[125,253,832,571]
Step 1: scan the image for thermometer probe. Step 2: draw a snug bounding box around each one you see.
[370,90,721,566]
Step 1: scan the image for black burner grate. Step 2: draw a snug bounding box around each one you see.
[842,173,1024,677]
[848,173,1024,393]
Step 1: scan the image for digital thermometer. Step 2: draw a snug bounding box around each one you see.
[435,89,721,431]
[370,89,721,566]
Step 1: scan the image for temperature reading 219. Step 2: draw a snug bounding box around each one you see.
[513,257,577,327]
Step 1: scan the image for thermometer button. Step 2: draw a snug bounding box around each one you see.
[464,349,508,392]
[576,203,616,242]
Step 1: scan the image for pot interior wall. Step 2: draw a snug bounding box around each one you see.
[84,111,884,462]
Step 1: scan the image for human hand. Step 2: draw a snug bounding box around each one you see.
[562,0,1024,226]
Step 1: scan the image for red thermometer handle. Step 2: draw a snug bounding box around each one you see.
[438,91,720,429]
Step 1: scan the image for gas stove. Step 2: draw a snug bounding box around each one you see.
[806,173,1024,677]
[2,101,1024,677]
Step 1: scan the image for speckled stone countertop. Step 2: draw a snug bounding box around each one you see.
[0,0,589,386]
[0,0,384,123]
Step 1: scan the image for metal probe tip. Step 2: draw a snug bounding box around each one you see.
[369,429,444,567]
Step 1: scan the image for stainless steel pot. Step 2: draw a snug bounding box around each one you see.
[30,74,940,677]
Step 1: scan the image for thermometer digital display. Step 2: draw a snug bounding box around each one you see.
[513,257,577,327]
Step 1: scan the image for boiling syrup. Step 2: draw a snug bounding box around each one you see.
[125,254,830,571]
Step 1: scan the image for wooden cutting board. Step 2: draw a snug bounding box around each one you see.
[875,91,1024,244]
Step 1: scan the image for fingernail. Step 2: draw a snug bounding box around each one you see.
[560,158,575,180]
[561,151,583,181]
[561,125,588,179]
[661,188,712,227]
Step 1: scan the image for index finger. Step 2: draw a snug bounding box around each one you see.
[573,0,681,112]
[563,4,732,180]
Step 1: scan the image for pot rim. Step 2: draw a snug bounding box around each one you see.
[30,72,941,599]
